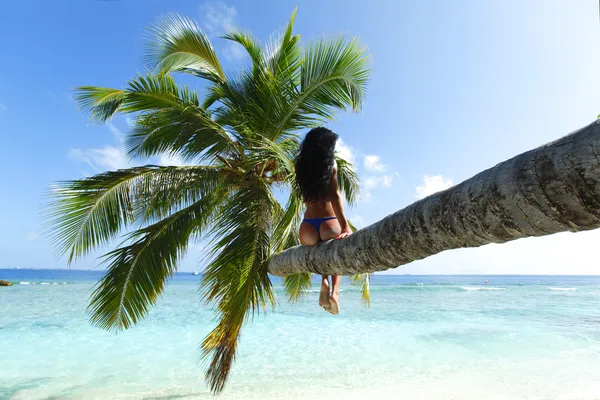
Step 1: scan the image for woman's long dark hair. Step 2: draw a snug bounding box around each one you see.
[294,127,339,203]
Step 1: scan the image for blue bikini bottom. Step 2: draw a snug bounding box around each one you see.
[303,217,337,233]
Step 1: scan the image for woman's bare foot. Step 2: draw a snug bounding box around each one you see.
[319,279,331,309]
[328,290,340,314]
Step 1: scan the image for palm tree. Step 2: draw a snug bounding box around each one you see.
[269,120,600,277]
[46,10,370,394]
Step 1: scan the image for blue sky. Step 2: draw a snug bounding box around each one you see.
[1,0,600,274]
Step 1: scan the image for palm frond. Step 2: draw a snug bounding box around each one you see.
[45,166,228,264]
[301,36,370,112]
[335,155,360,205]
[75,73,240,160]
[202,84,226,109]
[265,8,301,78]
[132,166,230,223]
[126,106,237,163]
[243,136,298,182]
[271,189,303,253]
[200,182,278,392]
[346,220,370,306]
[88,187,227,331]
[145,13,225,82]
[223,28,263,68]
[45,167,158,263]
[74,73,198,123]
[272,35,371,138]
[74,87,126,123]
[349,273,370,306]
[122,73,199,112]
[283,273,312,304]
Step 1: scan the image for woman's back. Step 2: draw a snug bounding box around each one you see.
[304,200,336,219]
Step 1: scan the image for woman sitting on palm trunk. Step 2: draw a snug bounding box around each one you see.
[295,127,352,314]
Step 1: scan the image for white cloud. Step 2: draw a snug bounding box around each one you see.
[26,232,38,241]
[69,123,196,172]
[358,190,372,203]
[107,123,125,144]
[158,153,192,166]
[415,175,453,199]
[364,175,394,190]
[200,1,245,63]
[68,146,131,172]
[359,175,394,203]
[0,103,6,113]
[69,124,131,172]
[125,117,136,128]
[200,1,237,36]
[335,138,356,166]
[224,43,247,61]
[363,155,387,173]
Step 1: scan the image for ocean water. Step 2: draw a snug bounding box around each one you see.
[1,270,600,399]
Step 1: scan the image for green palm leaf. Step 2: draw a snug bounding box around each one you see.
[265,9,301,78]
[74,73,197,123]
[126,107,236,163]
[301,36,370,111]
[76,74,239,161]
[45,167,158,263]
[74,87,126,123]
[272,36,371,138]
[349,273,371,306]
[201,183,277,392]
[335,155,360,206]
[146,13,225,82]
[89,186,227,331]
[283,272,312,304]
[132,166,230,222]
[122,73,199,112]
[223,28,263,68]
[346,221,370,306]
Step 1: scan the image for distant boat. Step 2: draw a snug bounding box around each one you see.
[192,271,199,276]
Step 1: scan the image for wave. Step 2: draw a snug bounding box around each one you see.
[16,281,70,285]
[460,286,506,291]
[548,287,577,291]
[363,285,509,293]
[302,289,345,293]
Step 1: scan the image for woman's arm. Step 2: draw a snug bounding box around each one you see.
[329,166,352,239]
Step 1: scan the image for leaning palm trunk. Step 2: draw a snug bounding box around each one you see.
[268,120,600,276]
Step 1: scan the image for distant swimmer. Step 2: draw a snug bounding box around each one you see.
[484,280,489,284]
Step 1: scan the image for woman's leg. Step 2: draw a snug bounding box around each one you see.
[330,275,341,309]
[299,222,330,309]
[319,275,330,308]
[320,220,342,314]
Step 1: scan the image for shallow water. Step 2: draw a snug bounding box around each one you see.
[1,270,600,399]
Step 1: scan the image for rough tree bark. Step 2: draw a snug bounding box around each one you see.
[268,120,600,276]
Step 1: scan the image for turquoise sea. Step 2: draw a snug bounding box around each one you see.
[1,270,600,399]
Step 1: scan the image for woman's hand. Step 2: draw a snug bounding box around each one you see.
[337,225,353,239]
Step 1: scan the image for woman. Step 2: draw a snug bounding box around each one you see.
[295,127,352,315]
